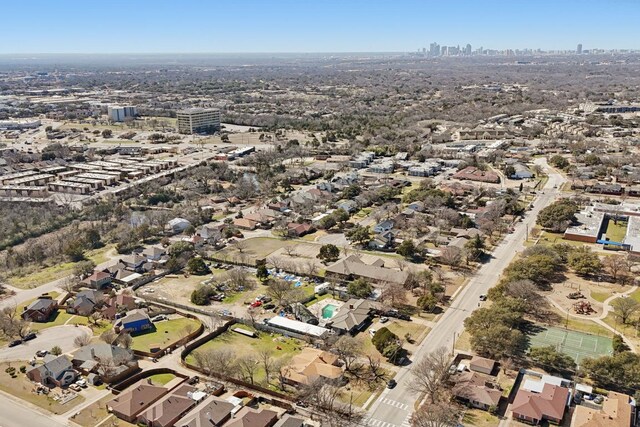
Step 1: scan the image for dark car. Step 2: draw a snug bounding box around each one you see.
[9,339,22,347]
[387,379,397,389]
[23,332,37,341]
[36,350,48,357]
[295,400,309,408]
[187,376,200,385]
[263,303,276,310]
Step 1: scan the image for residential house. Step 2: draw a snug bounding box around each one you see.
[511,383,569,425]
[166,218,192,234]
[175,395,235,427]
[572,391,633,427]
[67,289,103,316]
[142,246,166,261]
[72,343,138,383]
[368,230,394,250]
[287,222,314,237]
[107,380,168,423]
[22,297,58,322]
[452,371,502,411]
[101,294,138,320]
[282,347,343,387]
[26,355,77,388]
[138,384,201,427]
[327,299,375,335]
[469,356,496,375]
[273,415,306,427]
[82,271,112,289]
[373,220,395,234]
[292,303,319,325]
[119,254,149,273]
[115,309,153,334]
[510,163,534,179]
[453,166,500,184]
[337,200,358,213]
[233,218,258,231]
[325,255,409,286]
[226,408,279,427]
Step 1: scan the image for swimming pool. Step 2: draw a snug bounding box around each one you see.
[322,304,338,319]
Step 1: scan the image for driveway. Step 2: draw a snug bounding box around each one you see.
[0,325,92,362]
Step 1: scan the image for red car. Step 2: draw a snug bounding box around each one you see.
[250,300,263,308]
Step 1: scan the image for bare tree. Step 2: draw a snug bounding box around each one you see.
[257,348,275,385]
[334,335,362,373]
[411,400,463,427]
[283,245,297,257]
[100,329,118,345]
[381,282,408,308]
[234,240,248,254]
[193,348,238,378]
[117,332,133,349]
[267,278,304,307]
[74,332,92,347]
[226,267,253,290]
[236,354,260,385]
[409,347,453,404]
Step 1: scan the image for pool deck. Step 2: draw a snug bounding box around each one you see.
[309,297,344,325]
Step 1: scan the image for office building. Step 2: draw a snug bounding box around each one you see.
[577,43,583,54]
[176,108,221,134]
[430,42,440,56]
[108,106,137,122]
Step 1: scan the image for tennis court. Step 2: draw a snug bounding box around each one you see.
[528,326,613,366]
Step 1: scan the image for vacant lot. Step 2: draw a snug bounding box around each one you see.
[0,361,85,414]
[130,317,201,353]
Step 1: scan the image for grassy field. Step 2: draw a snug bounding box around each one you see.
[630,288,640,303]
[130,317,201,352]
[8,245,113,289]
[216,237,297,263]
[71,395,135,427]
[147,373,177,386]
[0,362,85,415]
[602,219,628,243]
[186,324,304,386]
[462,409,501,427]
[385,320,431,345]
[589,291,610,303]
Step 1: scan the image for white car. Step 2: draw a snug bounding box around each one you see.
[76,379,87,388]
[369,328,377,337]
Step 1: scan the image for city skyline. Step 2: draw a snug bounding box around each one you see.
[2,0,640,54]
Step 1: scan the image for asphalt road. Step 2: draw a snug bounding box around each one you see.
[366,159,566,427]
[0,393,68,427]
[0,325,92,362]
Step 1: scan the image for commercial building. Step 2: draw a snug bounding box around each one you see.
[0,118,41,130]
[177,108,221,134]
[108,105,137,122]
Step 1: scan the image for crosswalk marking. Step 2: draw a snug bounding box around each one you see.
[381,397,409,410]
[401,413,412,427]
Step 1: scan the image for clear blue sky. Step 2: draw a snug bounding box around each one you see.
[2,0,639,53]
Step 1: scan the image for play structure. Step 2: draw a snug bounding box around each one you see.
[573,300,595,315]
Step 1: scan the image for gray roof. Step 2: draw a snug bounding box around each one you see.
[73,343,133,364]
[29,355,73,380]
[175,395,235,427]
[274,415,306,427]
[329,299,375,332]
[120,309,151,325]
[26,298,56,311]
[325,255,409,285]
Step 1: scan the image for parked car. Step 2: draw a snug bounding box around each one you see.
[151,315,168,322]
[69,384,81,392]
[250,300,263,308]
[23,332,37,341]
[76,379,88,388]
[387,379,397,389]
[36,350,48,357]
[379,317,389,323]
[187,376,200,385]
[479,294,487,301]
[263,303,276,310]
[9,339,22,347]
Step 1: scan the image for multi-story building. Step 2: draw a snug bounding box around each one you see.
[107,105,137,122]
[176,108,221,134]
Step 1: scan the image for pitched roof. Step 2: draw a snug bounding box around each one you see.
[72,343,133,364]
[225,408,279,427]
[141,385,198,427]
[325,255,408,285]
[572,391,633,427]
[107,381,167,418]
[452,371,501,408]
[175,395,235,427]
[84,271,111,282]
[283,347,342,385]
[512,383,569,422]
[470,356,496,372]
[329,299,374,331]
[119,308,150,325]
[26,298,56,311]
[28,355,74,380]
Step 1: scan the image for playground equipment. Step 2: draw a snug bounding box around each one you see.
[573,301,595,315]
[567,292,585,299]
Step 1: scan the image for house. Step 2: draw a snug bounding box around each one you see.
[292,303,319,325]
[68,289,103,316]
[119,254,148,273]
[572,391,633,427]
[175,395,235,427]
[373,220,395,234]
[108,380,168,423]
[453,166,500,184]
[282,347,343,386]
[469,356,496,375]
[101,294,137,320]
[287,222,314,237]
[452,371,502,411]
[510,163,534,179]
[142,246,166,261]
[337,200,358,213]
[325,255,409,286]
[273,415,306,427]
[115,309,153,334]
[368,230,394,250]
[22,297,58,322]
[233,218,258,230]
[26,355,77,388]
[511,383,569,425]
[226,408,279,427]
[82,271,112,289]
[138,384,201,427]
[327,299,375,335]
[72,343,137,383]
[166,218,192,234]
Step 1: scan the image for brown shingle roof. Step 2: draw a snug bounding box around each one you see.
[512,383,569,422]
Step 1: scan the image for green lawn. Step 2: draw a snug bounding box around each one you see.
[186,324,304,387]
[462,409,501,427]
[385,320,431,345]
[590,291,610,303]
[8,246,113,288]
[130,317,201,352]
[147,373,177,386]
[304,293,331,307]
[630,288,640,303]
[602,219,628,243]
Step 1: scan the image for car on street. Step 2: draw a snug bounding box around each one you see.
[380,317,389,323]
[23,332,37,341]
[36,350,49,357]
[9,339,22,347]
[387,379,397,389]
[479,294,487,301]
